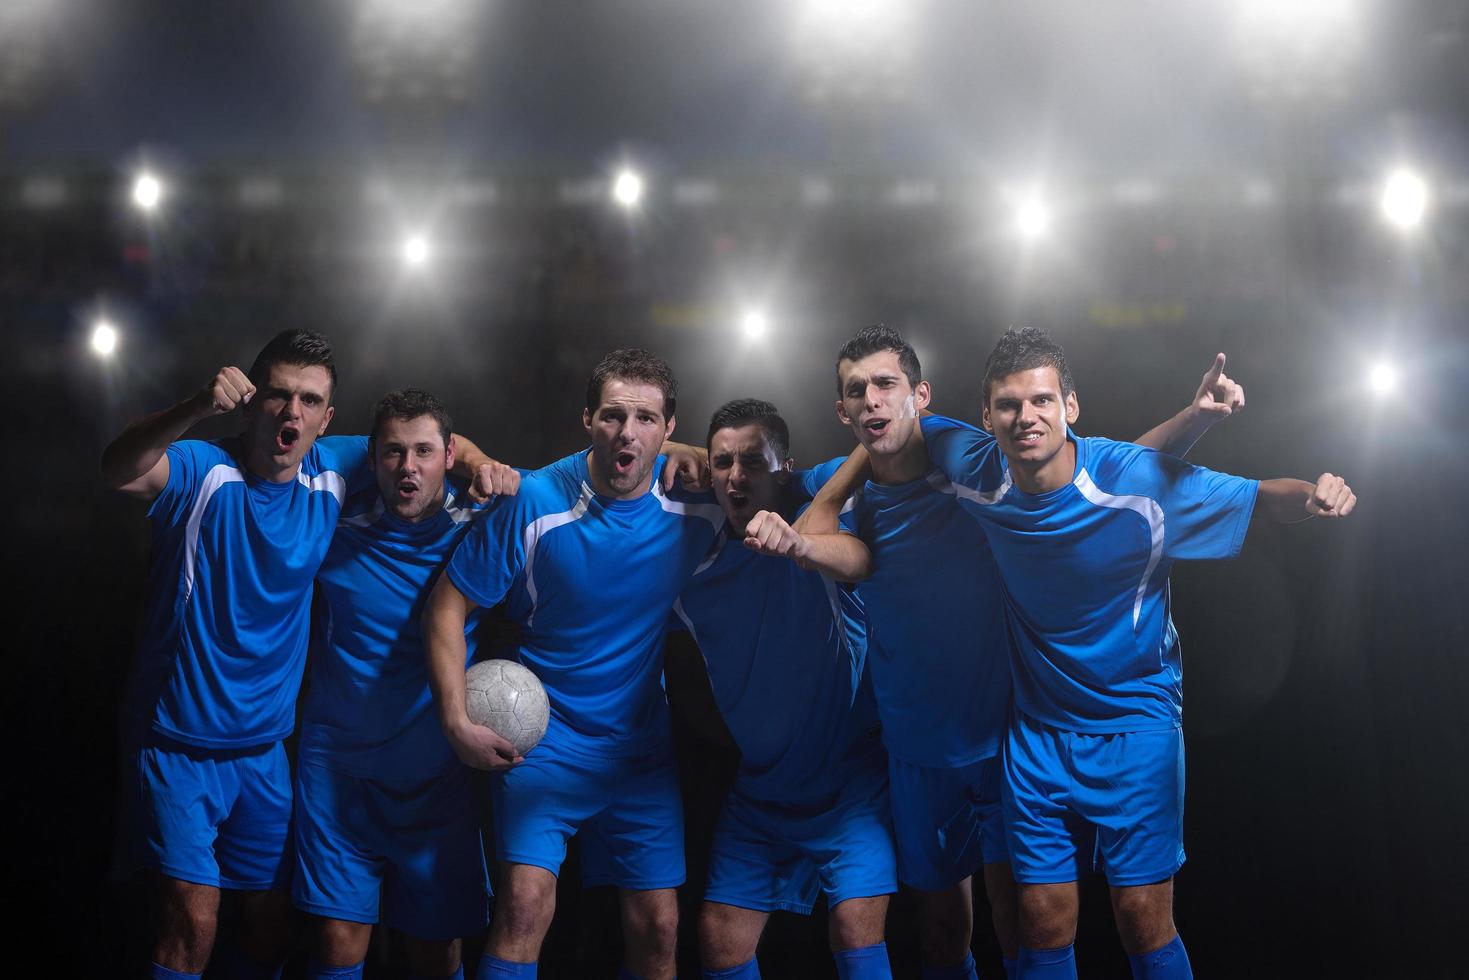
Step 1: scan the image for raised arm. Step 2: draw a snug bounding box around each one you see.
[422,574,522,771]
[742,509,873,582]
[1135,353,1245,457]
[101,366,255,500]
[792,446,870,535]
[451,433,521,502]
[1255,473,1357,523]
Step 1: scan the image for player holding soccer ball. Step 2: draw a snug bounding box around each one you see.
[671,398,896,980]
[787,326,1244,980]
[911,329,1353,979]
[102,331,370,980]
[292,388,519,980]
[424,348,725,980]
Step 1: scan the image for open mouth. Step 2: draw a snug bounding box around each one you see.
[396,480,420,500]
[1014,430,1044,447]
[614,450,637,474]
[726,490,750,508]
[275,425,301,453]
[863,418,889,436]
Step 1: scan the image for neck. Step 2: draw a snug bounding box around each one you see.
[1009,440,1077,495]
[242,441,300,484]
[869,426,931,486]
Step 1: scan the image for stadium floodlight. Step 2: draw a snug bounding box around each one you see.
[1015,197,1051,242]
[132,173,163,212]
[1367,360,1398,395]
[612,169,644,208]
[1380,169,1428,232]
[402,234,430,270]
[91,320,118,356]
[741,310,769,340]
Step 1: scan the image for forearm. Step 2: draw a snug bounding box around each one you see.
[1255,478,1316,523]
[1135,406,1214,458]
[793,445,869,534]
[797,533,873,582]
[450,433,491,477]
[423,577,474,728]
[100,394,210,491]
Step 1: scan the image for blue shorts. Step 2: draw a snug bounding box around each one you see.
[1003,713,1186,887]
[703,761,897,915]
[493,738,685,890]
[292,761,491,942]
[888,754,1009,892]
[114,736,292,891]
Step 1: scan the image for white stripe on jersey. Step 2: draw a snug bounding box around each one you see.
[1073,467,1165,629]
[927,467,1011,506]
[183,464,246,601]
[297,467,346,503]
[521,482,595,627]
[651,480,726,531]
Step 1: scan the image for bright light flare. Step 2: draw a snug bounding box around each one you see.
[1380,169,1428,231]
[1367,360,1398,395]
[402,234,430,269]
[741,310,769,340]
[132,173,162,211]
[612,169,643,208]
[1015,197,1051,242]
[91,320,118,356]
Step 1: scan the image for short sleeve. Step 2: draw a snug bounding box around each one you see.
[312,435,374,495]
[919,415,1003,492]
[147,440,213,529]
[1129,451,1259,562]
[445,490,530,609]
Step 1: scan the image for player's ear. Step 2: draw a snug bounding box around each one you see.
[582,407,593,435]
[835,398,852,426]
[319,405,334,435]
[914,380,931,411]
[663,415,676,441]
[1065,391,1079,425]
[981,401,994,432]
[777,457,795,482]
[444,436,456,470]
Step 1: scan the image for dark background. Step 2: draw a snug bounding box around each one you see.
[4,2,1467,976]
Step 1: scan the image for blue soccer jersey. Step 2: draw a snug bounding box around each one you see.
[672,500,880,804]
[921,415,1260,733]
[124,436,372,748]
[844,458,1013,768]
[445,450,724,755]
[298,476,497,779]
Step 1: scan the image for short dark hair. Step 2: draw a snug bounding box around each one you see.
[247,329,338,400]
[982,327,1075,402]
[706,398,791,460]
[368,387,453,449]
[585,348,677,419]
[835,324,922,395]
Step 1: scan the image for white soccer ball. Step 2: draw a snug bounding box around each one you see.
[464,659,549,756]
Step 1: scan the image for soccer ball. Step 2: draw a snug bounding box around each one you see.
[464,659,549,756]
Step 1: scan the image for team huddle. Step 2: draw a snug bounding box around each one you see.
[105,326,1356,980]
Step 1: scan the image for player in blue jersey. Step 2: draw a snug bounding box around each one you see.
[424,348,725,980]
[917,328,1355,980]
[293,388,519,980]
[673,398,895,980]
[795,326,1244,980]
[102,330,368,980]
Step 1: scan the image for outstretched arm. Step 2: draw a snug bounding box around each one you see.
[1256,473,1357,523]
[101,366,255,500]
[423,575,522,771]
[451,433,521,502]
[743,509,873,582]
[792,446,870,535]
[1135,353,1245,457]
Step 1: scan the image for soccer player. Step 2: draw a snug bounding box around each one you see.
[423,348,725,980]
[103,331,371,980]
[672,398,895,980]
[293,387,520,980]
[792,326,1243,980]
[916,328,1355,979]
